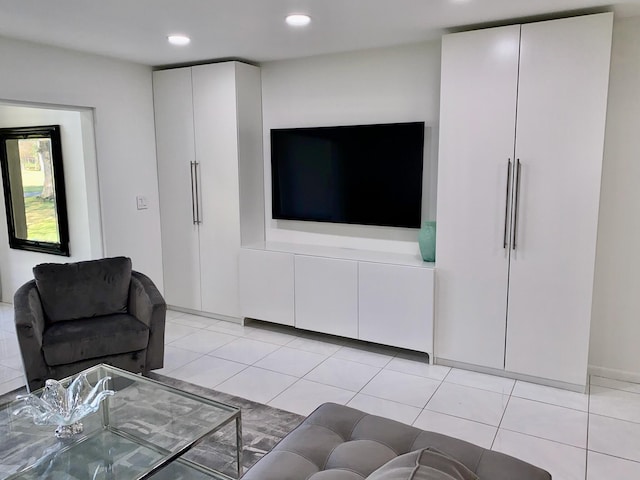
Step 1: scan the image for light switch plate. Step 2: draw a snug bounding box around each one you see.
[136,195,148,210]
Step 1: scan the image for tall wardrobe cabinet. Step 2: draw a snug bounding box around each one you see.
[435,13,613,388]
[153,62,264,318]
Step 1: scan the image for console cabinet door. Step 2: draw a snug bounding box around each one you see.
[239,249,295,326]
[294,256,358,338]
[153,68,202,311]
[359,262,434,354]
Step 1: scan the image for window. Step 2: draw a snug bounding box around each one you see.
[0,125,70,256]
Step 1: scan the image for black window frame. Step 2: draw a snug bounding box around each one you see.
[0,125,70,256]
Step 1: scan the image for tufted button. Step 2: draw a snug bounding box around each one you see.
[325,439,397,477]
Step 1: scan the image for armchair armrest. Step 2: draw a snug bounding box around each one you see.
[128,271,166,371]
[14,280,49,391]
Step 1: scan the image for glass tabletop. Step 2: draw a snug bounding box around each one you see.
[0,364,241,479]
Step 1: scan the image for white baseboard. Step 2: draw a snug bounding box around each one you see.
[588,364,640,384]
[166,305,242,324]
[435,357,587,393]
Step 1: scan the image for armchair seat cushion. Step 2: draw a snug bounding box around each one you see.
[34,256,132,323]
[42,313,149,366]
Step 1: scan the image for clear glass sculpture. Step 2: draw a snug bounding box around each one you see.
[13,373,115,438]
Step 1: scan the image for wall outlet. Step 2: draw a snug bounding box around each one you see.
[136,195,148,210]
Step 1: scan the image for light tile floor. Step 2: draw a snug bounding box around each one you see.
[1,303,640,479]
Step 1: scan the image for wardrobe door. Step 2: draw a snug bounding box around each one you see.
[435,25,520,369]
[153,68,202,310]
[192,63,242,318]
[506,13,613,386]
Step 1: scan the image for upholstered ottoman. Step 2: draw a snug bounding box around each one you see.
[243,403,551,480]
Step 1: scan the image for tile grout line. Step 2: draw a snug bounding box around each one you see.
[586,410,640,426]
[263,376,305,406]
[213,362,286,401]
[412,369,452,427]
[306,359,383,396]
[351,364,388,404]
[347,389,427,421]
[443,379,516,396]
[489,380,516,450]
[508,393,589,413]
[244,345,326,378]
[344,365,434,418]
[497,426,587,450]
[415,406,505,429]
[586,449,640,465]
[207,341,287,368]
[267,376,360,416]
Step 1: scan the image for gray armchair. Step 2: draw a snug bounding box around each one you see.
[14,256,166,391]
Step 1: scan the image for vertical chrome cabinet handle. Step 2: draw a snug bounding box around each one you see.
[512,159,522,250]
[194,161,201,224]
[189,161,197,225]
[503,159,512,249]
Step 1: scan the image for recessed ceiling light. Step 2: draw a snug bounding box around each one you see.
[167,34,191,46]
[285,14,311,27]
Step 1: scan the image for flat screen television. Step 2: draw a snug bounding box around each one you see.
[271,122,425,229]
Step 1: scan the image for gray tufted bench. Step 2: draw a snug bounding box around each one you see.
[242,403,551,479]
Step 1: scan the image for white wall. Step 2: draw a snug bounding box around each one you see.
[589,16,640,381]
[0,37,163,298]
[261,41,441,255]
[0,105,102,299]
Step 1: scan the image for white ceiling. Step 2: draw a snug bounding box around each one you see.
[0,0,639,67]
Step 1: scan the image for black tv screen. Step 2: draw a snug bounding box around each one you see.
[271,122,424,228]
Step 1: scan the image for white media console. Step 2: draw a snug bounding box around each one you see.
[239,242,434,356]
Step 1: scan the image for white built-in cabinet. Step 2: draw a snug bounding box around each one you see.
[239,245,434,355]
[153,62,263,318]
[435,13,613,387]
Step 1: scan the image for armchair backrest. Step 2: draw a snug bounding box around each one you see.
[33,256,132,323]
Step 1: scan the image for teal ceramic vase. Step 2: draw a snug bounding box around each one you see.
[418,221,436,262]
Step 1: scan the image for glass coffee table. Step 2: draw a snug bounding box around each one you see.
[0,364,242,479]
